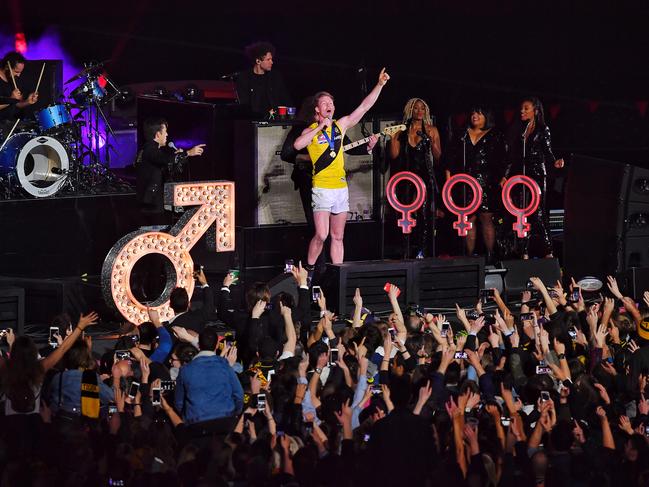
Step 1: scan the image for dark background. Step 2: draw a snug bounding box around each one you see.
[2,0,649,165]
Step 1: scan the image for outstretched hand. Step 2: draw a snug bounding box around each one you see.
[78,311,99,330]
[187,144,206,157]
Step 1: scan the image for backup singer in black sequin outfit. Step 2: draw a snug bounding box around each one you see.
[505,97,564,258]
[447,107,506,261]
[389,98,442,258]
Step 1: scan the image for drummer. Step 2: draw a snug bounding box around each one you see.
[0,52,39,122]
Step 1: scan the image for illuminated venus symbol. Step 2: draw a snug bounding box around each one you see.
[386,171,427,234]
[501,175,541,238]
[102,181,235,324]
[442,174,483,237]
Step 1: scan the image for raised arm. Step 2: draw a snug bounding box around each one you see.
[608,276,642,325]
[42,312,98,371]
[352,288,363,328]
[529,277,558,315]
[596,406,615,450]
[492,288,511,316]
[148,308,172,363]
[337,68,390,131]
[387,284,407,341]
[280,302,297,357]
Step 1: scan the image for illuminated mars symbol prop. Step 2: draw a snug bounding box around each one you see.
[386,171,427,234]
[442,174,483,237]
[501,175,541,238]
[102,181,235,324]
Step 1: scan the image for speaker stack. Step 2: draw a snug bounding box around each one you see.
[564,154,649,298]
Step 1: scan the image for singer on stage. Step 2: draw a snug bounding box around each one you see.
[388,98,442,258]
[136,118,205,218]
[504,97,564,258]
[293,68,390,271]
[447,106,506,262]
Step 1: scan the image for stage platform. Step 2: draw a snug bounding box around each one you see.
[0,190,564,332]
[0,191,382,327]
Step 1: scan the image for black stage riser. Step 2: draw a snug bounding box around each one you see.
[0,193,144,278]
[320,258,484,316]
[0,276,102,329]
[500,258,561,299]
[0,195,383,278]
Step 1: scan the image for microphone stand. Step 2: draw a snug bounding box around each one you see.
[461,130,468,257]
[220,72,241,104]
[520,121,530,255]
[379,132,386,260]
[418,127,436,259]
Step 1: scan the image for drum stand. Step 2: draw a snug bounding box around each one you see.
[75,94,125,191]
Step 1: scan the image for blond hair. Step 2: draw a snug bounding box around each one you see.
[402,98,434,126]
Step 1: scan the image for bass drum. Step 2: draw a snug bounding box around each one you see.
[0,133,69,198]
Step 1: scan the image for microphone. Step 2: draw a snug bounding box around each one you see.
[460,130,468,142]
[167,141,178,151]
[220,71,240,80]
[522,120,531,137]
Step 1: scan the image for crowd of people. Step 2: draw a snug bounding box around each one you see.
[1,266,649,486]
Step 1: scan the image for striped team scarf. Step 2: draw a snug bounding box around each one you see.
[80,370,100,419]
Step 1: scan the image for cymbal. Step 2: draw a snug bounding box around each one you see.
[65,60,111,85]
[0,97,19,105]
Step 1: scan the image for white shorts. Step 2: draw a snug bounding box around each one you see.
[312,187,349,214]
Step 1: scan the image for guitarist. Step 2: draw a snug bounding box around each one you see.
[293,68,390,272]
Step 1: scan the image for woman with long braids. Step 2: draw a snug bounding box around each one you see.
[388,98,442,258]
[447,106,506,262]
[504,97,564,258]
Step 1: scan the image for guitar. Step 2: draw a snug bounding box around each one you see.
[342,124,406,152]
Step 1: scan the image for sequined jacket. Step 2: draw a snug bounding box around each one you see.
[505,124,557,178]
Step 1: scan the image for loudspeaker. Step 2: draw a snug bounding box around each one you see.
[322,257,482,316]
[415,259,483,309]
[255,122,375,225]
[622,267,649,300]
[563,155,649,280]
[500,258,561,298]
[0,287,25,335]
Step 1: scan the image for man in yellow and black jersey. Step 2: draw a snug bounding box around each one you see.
[293,68,390,268]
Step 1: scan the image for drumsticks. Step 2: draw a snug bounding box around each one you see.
[0,118,20,152]
[34,63,45,94]
[6,62,17,91]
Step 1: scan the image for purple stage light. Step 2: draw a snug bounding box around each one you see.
[0,27,81,89]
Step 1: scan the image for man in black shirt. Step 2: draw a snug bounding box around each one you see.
[136,118,205,216]
[0,51,39,123]
[235,41,292,119]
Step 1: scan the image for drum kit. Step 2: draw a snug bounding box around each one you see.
[0,61,129,199]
